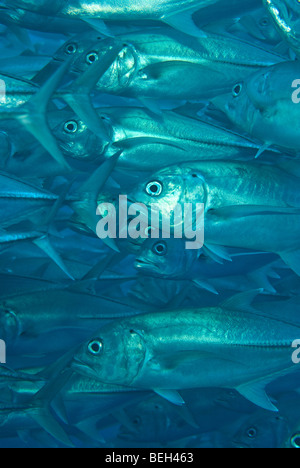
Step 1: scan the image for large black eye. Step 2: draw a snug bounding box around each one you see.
[246,427,257,439]
[232,83,243,97]
[86,52,99,65]
[146,181,163,197]
[259,17,269,27]
[88,339,103,356]
[291,434,300,448]
[64,121,78,134]
[152,241,167,256]
[133,416,141,426]
[65,43,77,55]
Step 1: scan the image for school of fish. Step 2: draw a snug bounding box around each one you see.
[0,0,300,448]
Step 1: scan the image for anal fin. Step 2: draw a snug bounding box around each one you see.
[236,381,278,412]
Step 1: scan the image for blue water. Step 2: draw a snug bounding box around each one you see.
[0,0,299,449]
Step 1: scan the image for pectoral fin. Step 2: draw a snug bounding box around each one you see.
[20,60,71,171]
[192,278,219,295]
[154,389,185,406]
[33,235,75,281]
[255,143,272,159]
[162,10,206,38]
[63,42,123,141]
[138,97,163,116]
[280,249,300,277]
[81,18,114,37]
[203,244,232,263]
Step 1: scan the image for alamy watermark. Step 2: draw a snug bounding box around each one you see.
[292,340,300,364]
[96,196,205,250]
[292,80,300,104]
[0,340,6,364]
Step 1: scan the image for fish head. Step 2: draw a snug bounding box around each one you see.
[255,12,282,43]
[119,398,170,441]
[72,322,147,386]
[128,165,206,229]
[232,413,288,448]
[72,40,140,93]
[211,82,256,133]
[244,62,300,105]
[135,237,197,278]
[263,0,300,48]
[49,109,109,161]
[104,43,139,92]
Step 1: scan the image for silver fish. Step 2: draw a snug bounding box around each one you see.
[3,0,220,37]
[73,291,300,411]
[51,106,261,168]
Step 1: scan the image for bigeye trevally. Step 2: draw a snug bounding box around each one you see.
[1,0,222,37]
[72,291,300,412]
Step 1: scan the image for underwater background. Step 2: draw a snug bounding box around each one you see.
[0,0,300,449]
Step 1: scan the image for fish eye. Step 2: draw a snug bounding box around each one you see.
[246,427,257,439]
[232,83,243,97]
[133,417,141,426]
[291,434,300,448]
[146,181,163,197]
[65,43,77,55]
[152,241,167,256]
[87,339,103,356]
[64,120,78,134]
[86,52,99,65]
[259,17,269,27]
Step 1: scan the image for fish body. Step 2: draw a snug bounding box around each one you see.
[73,297,300,410]
[0,6,90,33]
[0,72,38,112]
[69,29,285,101]
[205,207,300,275]
[0,286,142,342]
[4,0,209,19]
[129,161,300,217]
[3,0,217,36]
[135,238,277,283]
[118,388,255,443]
[51,106,260,167]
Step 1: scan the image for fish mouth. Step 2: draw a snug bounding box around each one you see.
[71,357,101,380]
[134,258,158,273]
